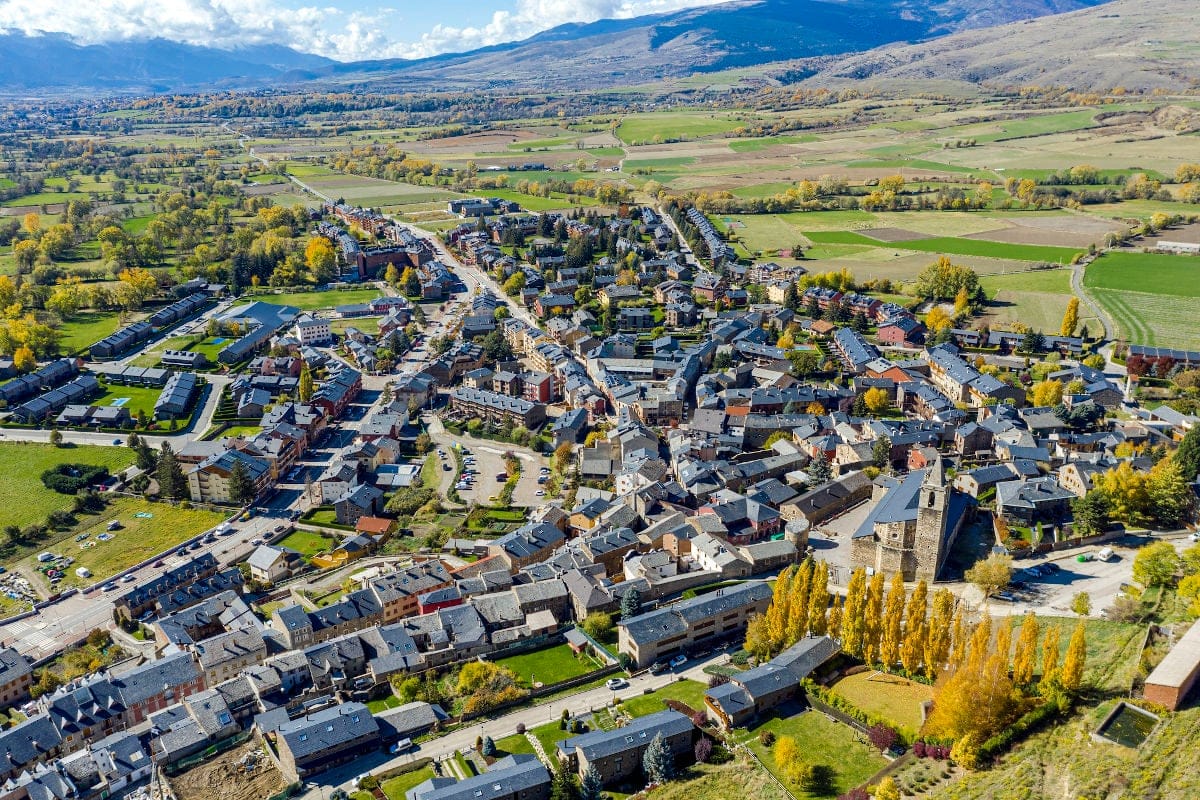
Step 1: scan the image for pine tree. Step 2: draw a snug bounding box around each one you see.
[1012,613,1040,686]
[156,442,187,500]
[1061,622,1087,693]
[924,589,954,680]
[643,733,675,783]
[810,452,833,485]
[862,572,885,665]
[900,580,928,675]
[841,569,868,658]
[807,562,829,636]
[880,573,906,668]
[1041,625,1061,684]
[827,594,843,639]
[580,765,602,800]
[620,588,641,620]
[228,459,256,506]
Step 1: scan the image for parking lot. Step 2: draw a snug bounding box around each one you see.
[445,441,549,507]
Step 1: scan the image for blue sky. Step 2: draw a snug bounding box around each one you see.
[0,0,727,61]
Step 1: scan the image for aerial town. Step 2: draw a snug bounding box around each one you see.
[2,96,1200,800]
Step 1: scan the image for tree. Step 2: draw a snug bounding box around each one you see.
[298,361,314,403]
[1070,491,1110,536]
[879,572,906,668]
[502,271,526,296]
[1031,379,1063,408]
[620,588,641,620]
[1060,296,1080,337]
[965,553,1012,599]
[871,437,892,471]
[581,612,614,641]
[49,429,63,447]
[913,256,979,301]
[874,776,901,800]
[550,762,580,800]
[580,765,602,800]
[810,452,833,485]
[481,736,496,757]
[643,733,675,783]
[808,561,830,636]
[554,442,575,472]
[862,572,884,665]
[841,568,868,658]
[384,263,401,287]
[1133,541,1180,587]
[228,459,256,506]
[1147,457,1195,528]
[925,306,953,333]
[1041,625,1061,685]
[1071,591,1092,617]
[900,580,928,675]
[1060,621,1087,693]
[924,589,954,679]
[1012,613,1039,686]
[863,387,891,415]
[12,345,36,374]
[304,237,337,283]
[156,442,187,500]
[1174,426,1200,481]
[867,724,899,754]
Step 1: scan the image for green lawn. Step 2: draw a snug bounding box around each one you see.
[255,287,383,311]
[25,496,226,588]
[59,311,125,354]
[276,528,338,556]
[367,693,403,713]
[492,733,536,757]
[979,268,1073,296]
[616,679,709,717]
[529,720,576,756]
[380,766,437,800]
[494,643,598,687]
[827,671,933,737]
[467,188,597,210]
[91,382,171,421]
[742,711,887,799]
[0,442,133,533]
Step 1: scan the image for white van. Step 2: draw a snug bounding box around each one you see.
[75,567,92,579]
[1097,547,1115,562]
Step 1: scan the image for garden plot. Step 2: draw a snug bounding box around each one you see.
[860,227,929,242]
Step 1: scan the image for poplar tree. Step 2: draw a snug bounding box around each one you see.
[880,573,906,668]
[786,560,813,645]
[862,572,885,665]
[841,568,868,658]
[950,606,968,667]
[807,562,830,636]
[766,565,794,654]
[827,594,843,640]
[924,589,955,680]
[1061,622,1087,693]
[995,617,1014,668]
[1041,626,1061,685]
[1012,614,1040,686]
[900,580,928,675]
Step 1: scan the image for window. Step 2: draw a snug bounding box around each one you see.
[351,714,360,723]
[299,734,308,742]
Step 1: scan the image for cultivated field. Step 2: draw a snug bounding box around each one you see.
[1084,251,1200,347]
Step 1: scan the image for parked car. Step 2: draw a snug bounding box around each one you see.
[122,573,137,582]
[605,677,628,690]
[101,582,118,592]
[389,738,414,755]
[648,662,667,675]
[669,654,687,669]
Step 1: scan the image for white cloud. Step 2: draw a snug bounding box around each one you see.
[0,0,727,60]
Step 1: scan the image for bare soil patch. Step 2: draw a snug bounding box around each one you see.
[860,226,928,242]
[168,739,286,800]
[1142,221,1200,245]
[963,226,1100,248]
[408,129,540,154]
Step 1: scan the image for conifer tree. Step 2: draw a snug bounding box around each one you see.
[900,580,928,675]
[580,765,602,800]
[841,568,868,658]
[808,562,830,636]
[880,573,906,668]
[1041,625,1061,685]
[1012,614,1040,686]
[924,589,954,680]
[643,733,675,783]
[1061,622,1087,693]
[862,572,885,664]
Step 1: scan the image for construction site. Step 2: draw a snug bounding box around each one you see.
[165,739,288,800]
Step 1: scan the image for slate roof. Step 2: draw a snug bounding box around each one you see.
[619,581,771,646]
[407,754,549,800]
[276,702,378,760]
[557,709,692,761]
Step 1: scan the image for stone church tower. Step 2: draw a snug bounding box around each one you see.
[913,457,949,581]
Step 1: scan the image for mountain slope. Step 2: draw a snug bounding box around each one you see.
[0,34,333,92]
[327,0,1115,90]
[804,0,1198,91]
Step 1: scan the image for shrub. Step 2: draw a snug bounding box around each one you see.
[913,741,927,758]
[867,723,899,753]
[695,737,713,764]
[837,790,869,800]
[515,722,526,735]
[707,674,730,688]
[41,464,109,495]
[759,730,776,747]
[691,711,707,728]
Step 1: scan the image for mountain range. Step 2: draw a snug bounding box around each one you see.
[0,0,1162,94]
